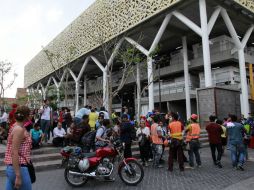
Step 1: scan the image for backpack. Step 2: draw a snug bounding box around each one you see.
[81,130,97,147]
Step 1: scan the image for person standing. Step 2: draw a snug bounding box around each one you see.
[39,99,52,143]
[0,108,8,129]
[4,106,32,190]
[168,112,184,172]
[89,109,98,131]
[216,119,227,154]
[227,114,245,170]
[120,114,133,158]
[185,114,201,168]
[150,116,164,168]
[206,115,223,168]
[136,119,150,167]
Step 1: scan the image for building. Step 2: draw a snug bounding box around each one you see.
[25,0,254,122]
[0,88,28,111]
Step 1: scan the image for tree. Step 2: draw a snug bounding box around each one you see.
[0,61,17,105]
[42,45,78,108]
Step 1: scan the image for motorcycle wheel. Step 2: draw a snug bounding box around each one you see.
[64,168,88,187]
[118,160,144,186]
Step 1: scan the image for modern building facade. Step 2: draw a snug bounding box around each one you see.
[25,0,254,121]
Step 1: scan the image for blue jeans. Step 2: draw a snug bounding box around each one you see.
[229,143,245,167]
[5,165,32,190]
[188,140,201,167]
[40,119,50,142]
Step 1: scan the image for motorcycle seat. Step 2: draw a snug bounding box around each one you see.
[83,152,96,158]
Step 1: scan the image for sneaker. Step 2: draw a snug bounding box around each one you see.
[185,166,194,169]
[217,163,223,168]
[148,158,153,162]
[237,166,244,171]
[156,165,164,168]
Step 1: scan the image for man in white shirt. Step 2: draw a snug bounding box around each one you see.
[39,99,52,143]
[0,109,8,129]
[53,122,66,147]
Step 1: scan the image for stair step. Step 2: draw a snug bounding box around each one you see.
[0,146,62,158]
[0,159,62,176]
[0,153,62,167]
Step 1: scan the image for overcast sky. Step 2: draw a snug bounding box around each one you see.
[0,0,95,98]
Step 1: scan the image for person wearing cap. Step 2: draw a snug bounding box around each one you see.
[168,112,184,172]
[206,115,223,168]
[185,114,201,169]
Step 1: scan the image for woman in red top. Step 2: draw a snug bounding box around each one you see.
[4,106,32,190]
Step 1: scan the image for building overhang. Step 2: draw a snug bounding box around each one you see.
[25,0,254,88]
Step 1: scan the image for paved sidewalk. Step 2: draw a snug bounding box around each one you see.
[0,147,254,190]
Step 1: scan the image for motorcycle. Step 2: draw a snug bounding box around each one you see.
[60,138,144,187]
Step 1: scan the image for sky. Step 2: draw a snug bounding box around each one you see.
[0,0,95,98]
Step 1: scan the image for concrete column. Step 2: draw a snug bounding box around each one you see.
[182,36,191,119]
[84,76,87,106]
[103,70,109,111]
[147,57,154,111]
[199,0,212,87]
[136,63,141,122]
[238,49,250,117]
[249,63,254,100]
[75,82,80,113]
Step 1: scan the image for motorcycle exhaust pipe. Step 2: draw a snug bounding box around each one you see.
[69,171,96,177]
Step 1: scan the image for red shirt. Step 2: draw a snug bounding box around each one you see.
[206,122,223,144]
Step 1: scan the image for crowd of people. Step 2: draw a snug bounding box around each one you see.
[1,99,254,189]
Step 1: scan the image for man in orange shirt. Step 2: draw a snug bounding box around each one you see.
[185,114,201,168]
[150,115,164,168]
[168,112,184,172]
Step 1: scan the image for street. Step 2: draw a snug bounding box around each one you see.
[1,147,254,190]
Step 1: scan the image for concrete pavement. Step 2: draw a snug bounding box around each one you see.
[0,147,254,190]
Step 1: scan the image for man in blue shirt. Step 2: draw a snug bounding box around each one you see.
[227,114,245,170]
[74,106,91,125]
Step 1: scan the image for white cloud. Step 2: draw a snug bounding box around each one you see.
[0,0,96,98]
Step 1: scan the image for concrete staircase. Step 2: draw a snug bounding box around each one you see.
[0,130,209,175]
[0,144,62,176]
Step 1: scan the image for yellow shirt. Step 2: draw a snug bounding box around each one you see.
[221,125,226,138]
[89,112,98,130]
